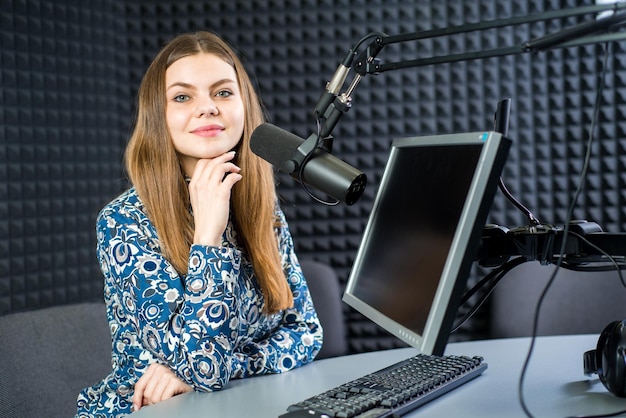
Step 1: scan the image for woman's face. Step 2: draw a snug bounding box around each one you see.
[165,53,245,176]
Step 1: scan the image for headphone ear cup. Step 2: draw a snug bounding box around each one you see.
[596,320,626,397]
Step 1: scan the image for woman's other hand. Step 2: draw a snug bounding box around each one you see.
[132,363,193,412]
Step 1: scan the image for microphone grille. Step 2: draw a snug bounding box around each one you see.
[250,123,302,172]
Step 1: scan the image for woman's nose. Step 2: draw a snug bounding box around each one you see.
[196,96,219,117]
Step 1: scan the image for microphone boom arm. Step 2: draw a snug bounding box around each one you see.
[313,2,626,145]
[365,2,626,75]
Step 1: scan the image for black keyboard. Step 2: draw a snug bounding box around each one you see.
[281,353,487,418]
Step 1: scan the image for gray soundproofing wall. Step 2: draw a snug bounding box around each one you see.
[1,1,127,313]
[2,0,626,353]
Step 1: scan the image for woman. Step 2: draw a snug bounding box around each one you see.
[76,31,323,417]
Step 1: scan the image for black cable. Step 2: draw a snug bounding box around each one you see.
[296,113,340,206]
[452,256,528,333]
[566,408,626,418]
[559,231,626,286]
[518,41,611,418]
[459,256,528,306]
[498,178,542,226]
[493,98,542,226]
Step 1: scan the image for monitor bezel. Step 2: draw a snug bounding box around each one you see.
[342,131,510,356]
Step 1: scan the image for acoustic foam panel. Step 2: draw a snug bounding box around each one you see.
[3,0,626,353]
[0,0,127,314]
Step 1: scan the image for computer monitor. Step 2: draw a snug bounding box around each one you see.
[343,131,511,356]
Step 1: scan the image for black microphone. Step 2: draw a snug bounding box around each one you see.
[250,123,367,205]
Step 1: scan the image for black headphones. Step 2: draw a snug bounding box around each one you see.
[584,320,626,397]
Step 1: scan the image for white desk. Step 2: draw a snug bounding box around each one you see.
[130,334,626,417]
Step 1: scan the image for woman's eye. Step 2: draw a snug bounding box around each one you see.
[173,94,190,102]
[216,90,232,98]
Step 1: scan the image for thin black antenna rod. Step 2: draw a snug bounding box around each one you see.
[493,98,541,226]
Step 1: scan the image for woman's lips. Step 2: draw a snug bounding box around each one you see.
[192,125,224,137]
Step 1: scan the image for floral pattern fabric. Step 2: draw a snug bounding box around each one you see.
[76,188,322,417]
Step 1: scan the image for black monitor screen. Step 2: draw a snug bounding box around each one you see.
[343,131,510,355]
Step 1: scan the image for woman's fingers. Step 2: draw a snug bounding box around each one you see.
[190,151,241,188]
[132,363,153,411]
[188,152,242,209]
[189,151,243,246]
[132,363,193,411]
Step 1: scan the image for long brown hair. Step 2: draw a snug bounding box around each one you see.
[125,31,292,313]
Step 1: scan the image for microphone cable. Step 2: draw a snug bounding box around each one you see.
[518,40,621,418]
[296,114,340,206]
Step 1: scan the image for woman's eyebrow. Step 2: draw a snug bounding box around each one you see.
[166,78,236,92]
[166,81,196,92]
[210,78,238,89]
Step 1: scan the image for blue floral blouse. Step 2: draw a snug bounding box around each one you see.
[76,187,323,417]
